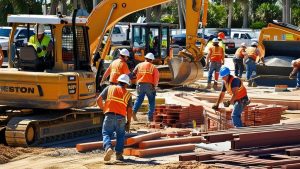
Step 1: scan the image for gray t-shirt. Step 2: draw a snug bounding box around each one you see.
[100,85,132,107]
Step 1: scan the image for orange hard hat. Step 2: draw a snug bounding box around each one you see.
[218,32,225,39]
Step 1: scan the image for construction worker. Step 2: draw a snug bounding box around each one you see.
[212,66,250,128]
[97,74,133,161]
[245,42,265,87]
[101,48,131,85]
[132,53,159,122]
[289,59,300,90]
[0,45,3,68]
[217,32,226,55]
[28,24,53,64]
[233,43,247,78]
[206,38,225,89]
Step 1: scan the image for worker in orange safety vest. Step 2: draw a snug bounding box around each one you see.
[245,42,265,87]
[233,43,247,78]
[206,38,225,90]
[131,52,159,122]
[212,66,250,127]
[101,48,131,85]
[97,74,133,161]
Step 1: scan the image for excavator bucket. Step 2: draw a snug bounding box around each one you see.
[161,56,203,85]
[255,22,300,87]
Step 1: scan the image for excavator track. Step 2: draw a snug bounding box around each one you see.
[5,108,103,147]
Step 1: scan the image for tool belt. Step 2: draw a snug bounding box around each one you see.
[235,96,250,105]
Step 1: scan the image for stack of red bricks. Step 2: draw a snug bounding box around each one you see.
[243,104,288,126]
[206,104,287,131]
[150,104,204,129]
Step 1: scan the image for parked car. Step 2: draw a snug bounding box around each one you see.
[231,31,257,48]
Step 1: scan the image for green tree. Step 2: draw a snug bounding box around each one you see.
[0,0,42,25]
[255,3,281,24]
[207,3,227,28]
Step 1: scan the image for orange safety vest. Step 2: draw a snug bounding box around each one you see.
[104,85,131,116]
[246,47,258,61]
[136,62,155,85]
[110,58,130,84]
[235,47,246,59]
[224,76,247,101]
[209,46,223,62]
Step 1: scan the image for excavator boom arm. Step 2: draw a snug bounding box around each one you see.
[86,0,171,56]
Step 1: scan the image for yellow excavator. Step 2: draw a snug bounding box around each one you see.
[256,21,300,86]
[0,0,207,147]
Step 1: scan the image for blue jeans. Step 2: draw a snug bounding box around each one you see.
[102,113,126,153]
[232,101,245,127]
[233,57,244,78]
[208,61,222,83]
[245,59,256,80]
[133,83,156,121]
[297,70,300,87]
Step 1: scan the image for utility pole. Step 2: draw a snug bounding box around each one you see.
[282,0,291,23]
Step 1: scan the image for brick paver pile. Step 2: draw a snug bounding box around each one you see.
[206,104,287,131]
[150,104,204,129]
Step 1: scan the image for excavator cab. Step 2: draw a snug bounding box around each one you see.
[131,23,170,64]
[256,21,300,87]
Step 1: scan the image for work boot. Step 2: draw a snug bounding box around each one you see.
[213,81,218,90]
[206,82,211,89]
[104,148,114,161]
[116,153,124,161]
[132,112,138,121]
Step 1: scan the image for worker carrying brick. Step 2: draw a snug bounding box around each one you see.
[131,53,159,122]
[233,43,247,78]
[0,45,3,68]
[212,66,250,127]
[206,38,225,90]
[97,74,133,161]
[101,48,131,85]
[245,42,265,87]
[289,59,300,90]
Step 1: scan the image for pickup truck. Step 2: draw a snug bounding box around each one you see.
[0,27,34,57]
[231,31,257,48]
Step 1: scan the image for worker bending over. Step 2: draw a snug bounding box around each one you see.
[132,53,159,122]
[206,38,225,89]
[290,59,300,90]
[97,74,132,161]
[101,48,131,85]
[245,42,265,87]
[212,66,250,128]
[233,43,247,78]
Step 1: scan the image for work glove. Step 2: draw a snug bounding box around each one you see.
[289,75,294,79]
[125,122,130,132]
[42,45,47,51]
[223,100,231,107]
[212,104,219,110]
[36,47,42,53]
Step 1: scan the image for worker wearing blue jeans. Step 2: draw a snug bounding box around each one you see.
[290,59,300,89]
[212,66,250,127]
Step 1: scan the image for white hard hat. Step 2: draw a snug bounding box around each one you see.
[212,38,219,43]
[145,53,155,60]
[241,43,246,47]
[119,48,130,57]
[117,74,130,85]
[292,60,296,66]
[34,24,45,35]
[251,41,258,46]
